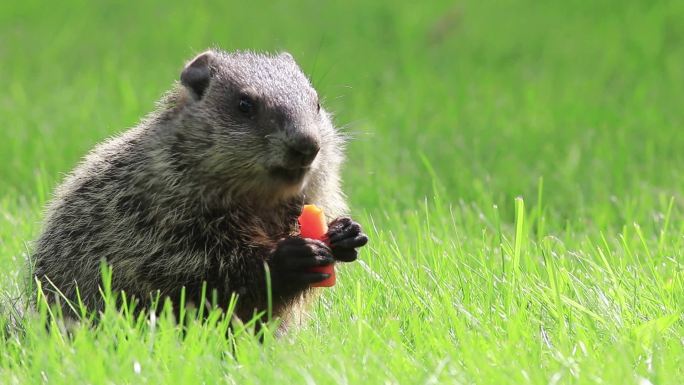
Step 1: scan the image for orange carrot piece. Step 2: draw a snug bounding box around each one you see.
[298,204,336,287]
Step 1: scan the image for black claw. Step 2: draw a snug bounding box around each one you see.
[299,272,331,284]
[325,217,369,262]
[280,271,330,284]
[287,254,334,270]
[333,248,358,262]
[329,217,352,229]
[268,236,336,296]
[327,218,362,243]
[333,234,369,249]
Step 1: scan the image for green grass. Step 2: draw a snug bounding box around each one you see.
[2,0,684,383]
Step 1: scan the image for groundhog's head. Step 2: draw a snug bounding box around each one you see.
[170,49,341,204]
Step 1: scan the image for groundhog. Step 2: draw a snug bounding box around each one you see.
[32,49,368,329]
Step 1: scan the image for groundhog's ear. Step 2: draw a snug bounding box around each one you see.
[180,51,215,100]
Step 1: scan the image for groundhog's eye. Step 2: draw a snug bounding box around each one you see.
[238,96,255,115]
[316,101,321,113]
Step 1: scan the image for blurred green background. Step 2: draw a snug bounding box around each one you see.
[3,0,683,220]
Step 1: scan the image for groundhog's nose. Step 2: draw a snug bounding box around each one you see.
[286,136,320,168]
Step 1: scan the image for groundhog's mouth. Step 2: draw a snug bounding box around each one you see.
[268,166,310,183]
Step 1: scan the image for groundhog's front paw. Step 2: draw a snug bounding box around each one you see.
[326,217,369,262]
[268,237,334,294]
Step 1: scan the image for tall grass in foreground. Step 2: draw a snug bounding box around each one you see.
[1,184,682,384]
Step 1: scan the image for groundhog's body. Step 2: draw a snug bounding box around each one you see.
[33,50,366,326]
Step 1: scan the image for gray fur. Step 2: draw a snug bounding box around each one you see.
[33,49,347,324]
